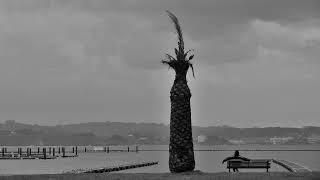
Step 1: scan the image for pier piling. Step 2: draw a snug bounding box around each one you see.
[62,147,65,157]
[43,148,46,159]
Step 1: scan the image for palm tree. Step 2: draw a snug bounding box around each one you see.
[162,11,195,173]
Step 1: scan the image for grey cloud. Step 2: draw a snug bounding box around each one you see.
[1,0,319,68]
[1,0,320,127]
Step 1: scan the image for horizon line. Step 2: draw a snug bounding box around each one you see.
[1,120,319,129]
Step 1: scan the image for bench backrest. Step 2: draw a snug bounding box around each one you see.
[227,159,270,168]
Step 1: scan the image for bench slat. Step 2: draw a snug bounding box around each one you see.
[227,159,270,170]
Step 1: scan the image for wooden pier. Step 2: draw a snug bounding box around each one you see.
[0,145,142,160]
[272,159,312,173]
[0,147,79,160]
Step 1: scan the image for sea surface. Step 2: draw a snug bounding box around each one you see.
[0,145,319,175]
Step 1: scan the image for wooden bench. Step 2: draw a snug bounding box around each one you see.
[227,159,271,172]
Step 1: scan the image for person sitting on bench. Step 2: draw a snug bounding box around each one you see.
[222,150,250,172]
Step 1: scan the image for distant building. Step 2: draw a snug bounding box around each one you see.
[269,137,293,144]
[307,134,320,144]
[229,139,245,145]
[138,137,147,141]
[93,146,104,151]
[197,135,207,143]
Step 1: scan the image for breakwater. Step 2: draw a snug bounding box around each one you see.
[62,161,159,174]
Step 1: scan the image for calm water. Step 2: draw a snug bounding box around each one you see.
[0,145,319,175]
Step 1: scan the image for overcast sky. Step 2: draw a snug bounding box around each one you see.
[0,0,320,127]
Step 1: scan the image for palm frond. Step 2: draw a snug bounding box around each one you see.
[189,63,195,78]
[162,11,196,78]
[165,53,177,61]
[184,49,194,60]
[188,55,194,61]
[166,10,184,56]
[162,59,175,69]
[185,49,194,56]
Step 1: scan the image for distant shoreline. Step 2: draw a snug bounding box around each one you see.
[141,149,320,151]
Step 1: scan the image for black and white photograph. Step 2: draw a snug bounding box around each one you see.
[0,0,319,179]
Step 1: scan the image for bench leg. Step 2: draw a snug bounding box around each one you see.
[267,168,269,172]
[229,168,230,172]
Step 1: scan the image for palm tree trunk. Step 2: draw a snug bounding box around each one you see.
[169,74,195,172]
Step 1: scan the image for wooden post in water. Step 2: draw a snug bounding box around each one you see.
[127,146,130,152]
[75,146,78,155]
[72,147,74,153]
[58,147,61,154]
[43,148,46,159]
[53,148,55,157]
[107,146,109,153]
[84,147,87,152]
[2,148,4,157]
[38,147,40,154]
[62,147,65,157]
[104,146,106,152]
[49,147,51,154]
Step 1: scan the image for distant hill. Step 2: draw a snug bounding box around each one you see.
[0,120,319,145]
[58,122,170,137]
